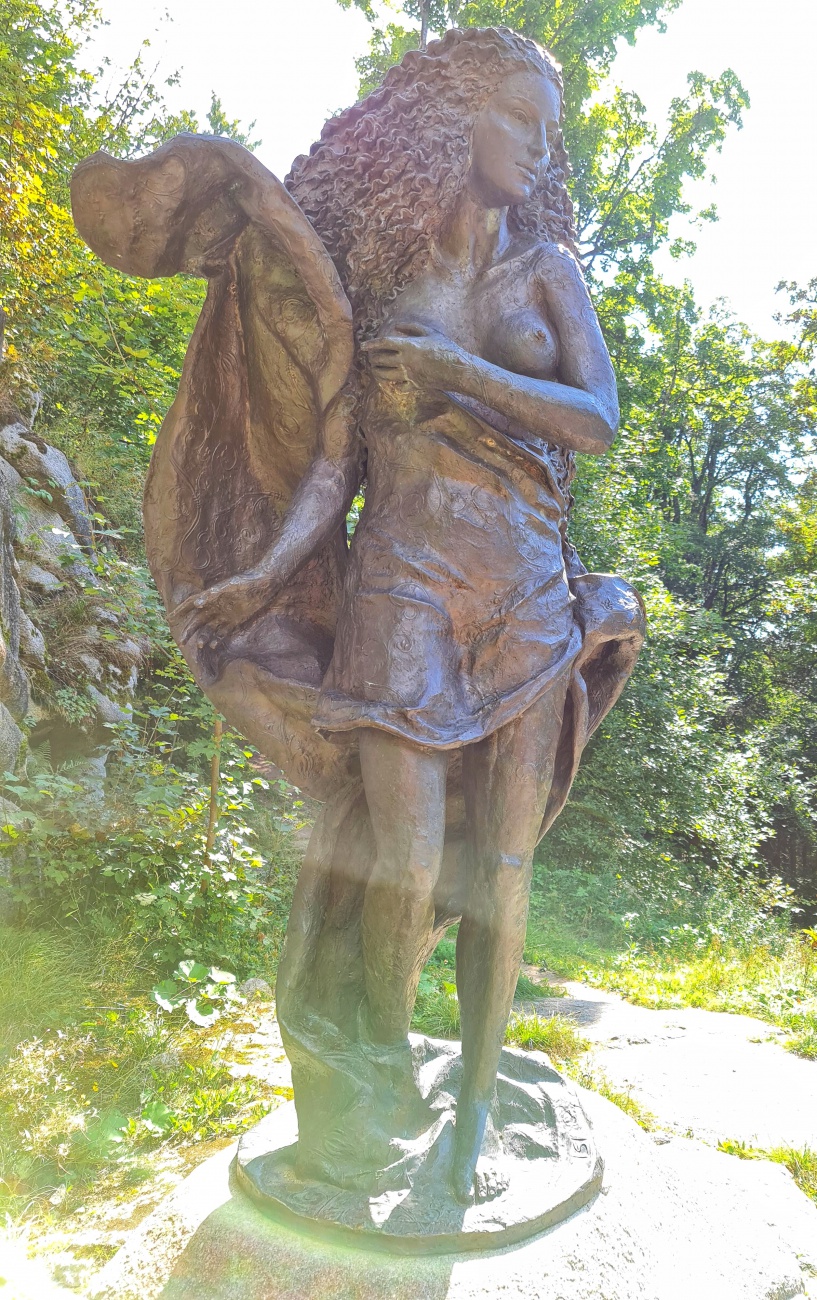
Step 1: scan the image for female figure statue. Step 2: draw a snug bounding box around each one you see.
[73,27,643,1239]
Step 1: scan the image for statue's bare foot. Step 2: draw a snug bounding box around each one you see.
[474,1158,510,1202]
[451,1096,507,1204]
[450,1149,509,1204]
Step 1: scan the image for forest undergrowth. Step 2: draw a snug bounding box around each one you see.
[525,863,817,1061]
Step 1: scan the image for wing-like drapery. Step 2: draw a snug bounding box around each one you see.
[72,135,360,799]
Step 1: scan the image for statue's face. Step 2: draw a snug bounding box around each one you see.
[467,70,561,208]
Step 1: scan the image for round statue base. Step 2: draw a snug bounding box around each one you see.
[234,1038,602,1255]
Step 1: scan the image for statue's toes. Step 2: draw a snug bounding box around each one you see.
[473,1161,509,1203]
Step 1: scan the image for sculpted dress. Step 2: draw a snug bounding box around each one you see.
[71,135,645,1195]
[316,250,581,748]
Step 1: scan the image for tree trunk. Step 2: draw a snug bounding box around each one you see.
[419,0,430,50]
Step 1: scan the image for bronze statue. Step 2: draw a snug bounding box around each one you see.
[72,27,644,1249]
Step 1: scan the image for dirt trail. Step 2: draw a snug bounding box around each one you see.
[524,978,817,1150]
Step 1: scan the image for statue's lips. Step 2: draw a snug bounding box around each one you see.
[516,164,537,183]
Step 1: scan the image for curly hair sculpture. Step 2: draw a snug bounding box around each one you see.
[287,26,577,342]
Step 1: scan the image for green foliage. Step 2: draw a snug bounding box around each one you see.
[556,279,817,903]
[525,860,817,1058]
[0,0,253,556]
[412,959,593,1059]
[0,922,273,1221]
[514,970,553,998]
[505,1010,590,1061]
[0,778,300,971]
[412,978,461,1038]
[412,938,460,1035]
[151,959,240,1027]
[411,936,558,1038]
[567,1063,657,1130]
[344,0,683,109]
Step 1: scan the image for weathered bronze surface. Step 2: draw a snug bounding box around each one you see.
[72,26,644,1245]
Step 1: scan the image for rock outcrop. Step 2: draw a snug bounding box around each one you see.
[0,414,144,784]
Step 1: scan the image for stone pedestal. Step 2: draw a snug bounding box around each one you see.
[235,1040,602,1253]
[88,1089,817,1300]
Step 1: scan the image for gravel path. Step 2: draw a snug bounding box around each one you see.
[522,978,817,1150]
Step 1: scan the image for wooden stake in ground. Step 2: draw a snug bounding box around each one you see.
[204,715,223,867]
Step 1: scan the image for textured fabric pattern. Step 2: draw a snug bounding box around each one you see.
[315,387,581,746]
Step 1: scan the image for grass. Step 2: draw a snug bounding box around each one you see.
[572,941,817,1059]
[566,1063,657,1130]
[0,919,276,1229]
[524,865,817,1059]
[411,937,568,1043]
[505,1011,590,1062]
[0,921,149,1058]
[717,1138,817,1206]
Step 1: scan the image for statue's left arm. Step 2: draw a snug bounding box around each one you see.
[363,244,618,455]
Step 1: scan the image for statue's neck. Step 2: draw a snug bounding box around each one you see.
[438,188,510,272]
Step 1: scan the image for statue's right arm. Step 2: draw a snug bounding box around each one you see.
[176,396,360,642]
[245,395,360,589]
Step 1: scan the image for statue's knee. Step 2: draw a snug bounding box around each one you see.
[476,849,530,872]
[400,847,443,898]
[497,852,526,870]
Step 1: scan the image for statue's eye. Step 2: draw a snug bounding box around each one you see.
[513,109,529,124]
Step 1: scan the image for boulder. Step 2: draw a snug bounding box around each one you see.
[238,979,274,1000]
[0,415,146,784]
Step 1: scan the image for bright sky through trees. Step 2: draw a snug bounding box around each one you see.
[82,0,815,334]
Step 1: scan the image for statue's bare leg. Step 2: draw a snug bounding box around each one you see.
[452,676,568,1204]
[358,728,448,1046]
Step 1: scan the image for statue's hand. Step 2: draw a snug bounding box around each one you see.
[361,324,470,390]
[175,571,280,648]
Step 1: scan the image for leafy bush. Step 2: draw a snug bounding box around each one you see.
[1,627,304,970]
[151,959,240,1027]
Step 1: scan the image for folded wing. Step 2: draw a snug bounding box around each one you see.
[72,135,360,798]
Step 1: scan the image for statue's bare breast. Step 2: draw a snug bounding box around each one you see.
[381,243,561,384]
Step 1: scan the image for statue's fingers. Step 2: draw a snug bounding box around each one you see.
[179,615,203,644]
[363,340,401,357]
[179,604,215,644]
